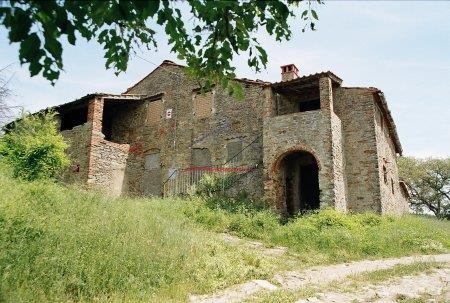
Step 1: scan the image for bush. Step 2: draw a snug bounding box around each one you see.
[0,111,69,181]
[193,173,236,198]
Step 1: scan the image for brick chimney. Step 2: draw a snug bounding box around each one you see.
[281,64,299,82]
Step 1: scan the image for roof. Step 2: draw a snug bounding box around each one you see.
[51,93,146,112]
[8,60,402,156]
[124,60,269,94]
[345,87,403,155]
[272,71,343,91]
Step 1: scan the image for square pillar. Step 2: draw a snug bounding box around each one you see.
[319,77,333,112]
[87,97,104,135]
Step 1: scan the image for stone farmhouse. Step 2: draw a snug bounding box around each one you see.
[52,60,408,215]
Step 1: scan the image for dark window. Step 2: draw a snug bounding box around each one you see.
[383,165,388,184]
[102,104,113,141]
[298,99,320,112]
[60,106,88,131]
[391,178,395,194]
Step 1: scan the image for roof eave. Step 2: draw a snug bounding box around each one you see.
[373,90,403,155]
[271,71,343,89]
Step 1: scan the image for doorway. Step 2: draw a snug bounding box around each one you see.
[282,151,320,216]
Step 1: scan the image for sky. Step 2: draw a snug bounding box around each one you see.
[0,1,449,157]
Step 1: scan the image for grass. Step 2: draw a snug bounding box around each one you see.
[395,293,447,303]
[0,171,449,302]
[183,196,450,265]
[0,174,276,302]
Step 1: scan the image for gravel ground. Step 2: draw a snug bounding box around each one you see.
[189,254,450,303]
[296,267,449,303]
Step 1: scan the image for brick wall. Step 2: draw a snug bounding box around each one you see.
[194,91,213,119]
[147,99,163,124]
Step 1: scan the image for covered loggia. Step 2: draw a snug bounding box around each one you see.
[280,151,320,216]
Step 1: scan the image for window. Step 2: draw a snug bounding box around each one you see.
[194,91,213,118]
[147,99,163,124]
[227,140,243,164]
[391,178,395,194]
[298,99,320,112]
[383,165,387,184]
[59,106,88,131]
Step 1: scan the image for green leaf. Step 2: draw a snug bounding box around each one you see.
[7,8,32,42]
[146,0,160,16]
[0,0,322,92]
[29,60,43,77]
[19,33,41,61]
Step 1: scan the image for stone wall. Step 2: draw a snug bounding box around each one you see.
[60,122,91,184]
[330,112,347,212]
[263,110,336,211]
[373,102,409,214]
[333,88,381,212]
[122,63,266,199]
[55,62,407,215]
[88,136,129,196]
[319,77,347,211]
[108,101,145,143]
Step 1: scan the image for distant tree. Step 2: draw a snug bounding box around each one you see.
[0,64,14,125]
[0,0,321,96]
[0,111,69,181]
[398,157,450,219]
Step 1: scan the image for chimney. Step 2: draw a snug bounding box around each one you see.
[281,64,299,82]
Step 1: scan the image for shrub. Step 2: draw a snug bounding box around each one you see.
[193,173,236,198]
[0,111,69,181]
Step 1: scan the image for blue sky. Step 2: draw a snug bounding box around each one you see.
[1,1,449,157]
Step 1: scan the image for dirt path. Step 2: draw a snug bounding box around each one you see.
[219,233,288,257]
[296,267,449,303]
[189,254,450,303]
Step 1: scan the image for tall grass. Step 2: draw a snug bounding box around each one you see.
[0,174,273,302]
[1,170,449,302]
[183,197,450,265]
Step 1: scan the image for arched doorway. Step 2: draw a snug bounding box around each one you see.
[279,151,320,216]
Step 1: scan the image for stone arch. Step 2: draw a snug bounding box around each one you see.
[271,145,322,174]
[267,145,322,216]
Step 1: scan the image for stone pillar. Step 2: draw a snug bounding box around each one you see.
[86,97,105,185]
[262,86,276,118]
[319,77,333,112]
[330,114,347,211]
[318,76,347,211]
[87,97,104,135]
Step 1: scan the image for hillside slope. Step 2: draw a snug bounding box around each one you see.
[0,174,448,302]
